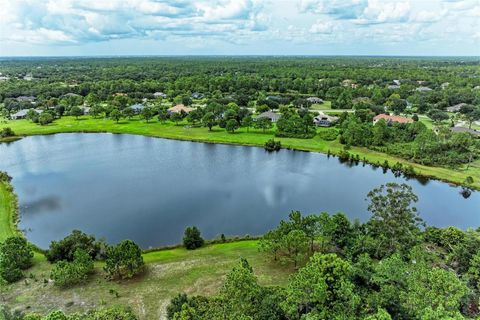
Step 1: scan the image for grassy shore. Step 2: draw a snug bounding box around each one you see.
[0,181,19,241]
[2,240,291,319]
[1,116,478,189]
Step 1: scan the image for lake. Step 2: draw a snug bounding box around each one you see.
[0,133,479,249]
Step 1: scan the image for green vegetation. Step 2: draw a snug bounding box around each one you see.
[50,249,94,287]
[104,240,144,280]
[182,226,205,250]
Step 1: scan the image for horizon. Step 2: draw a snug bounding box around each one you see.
[1,0,479,57]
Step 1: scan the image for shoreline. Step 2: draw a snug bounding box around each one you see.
[3,119,479,190]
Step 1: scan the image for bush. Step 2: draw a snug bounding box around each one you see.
[38,112,54,125]
[46,230,102,263]
[183,226,204,250]
[317,129,339,141]
[0,127,15,138]
[0,171,12,183]
[104,240,144,280]
[264,139,281,152]
[50,249,94,287]
[0,236,33,283]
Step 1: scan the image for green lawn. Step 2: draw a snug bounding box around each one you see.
[1,116,478,189]
[310,101,332,110]
[2,240,291,319]
[0,182,18,241]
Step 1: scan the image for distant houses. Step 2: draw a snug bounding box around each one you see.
[313,112,338,127]
[306,97,324,104]
[168,104,194,114]
[62,93,82,98]
[373,114,413,125]
[127,104,145,113]
[450,127,480,137]
[191,92,203,99]
[153,92,167,98]
[416,86,432,92]
[446,103,467,113]
[15,96,36,103]
[387,84,400,90]
[10,108,42,120]
[255,111,281,122]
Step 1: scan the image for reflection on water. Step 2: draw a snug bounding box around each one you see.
[0,133,478,249]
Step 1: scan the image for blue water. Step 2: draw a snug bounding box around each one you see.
[0,133,478,249]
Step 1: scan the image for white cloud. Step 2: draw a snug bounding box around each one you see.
[309,20,335,34]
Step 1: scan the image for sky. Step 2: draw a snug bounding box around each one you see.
[0,0,479,57]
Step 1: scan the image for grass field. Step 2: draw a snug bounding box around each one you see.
[1,116,478,189]
[2,240,291,319]
[0,182,18,240]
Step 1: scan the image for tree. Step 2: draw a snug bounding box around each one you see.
[50,249,94,287]
[463,107,480,129]
[220,259,260,317]
[90,104,103,118]
[110,109,122,123]
[202,112,216,131]
[171,112,184,125]
[281,253,359,319]
[241,115,253,132]
[0,236,33,283]
[225,119,239,133]
[142,106,155,123]
[259,229,283,261]
[186,108,204,125]
[157,108,169,123]
[254,117,273,133]
[38,112,54,125]
[46,230,101,263]
[366,183,423,257]
[183,226,204,250]
[427,109,449,123]
[104,240,144,280]
[26,109,39,122]
[122,107,135,120]
[69,106,84,120]
[282,230,309,268]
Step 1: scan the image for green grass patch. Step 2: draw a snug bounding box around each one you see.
[0,182,18,241]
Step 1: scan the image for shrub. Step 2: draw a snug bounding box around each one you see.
[0,127,15,138]
[0,236,33,283]
[317,129,339,141]
[104,240,144,280]
[183,226,204,250]
[50,249,94,287]
[46,230,101,263]
[264,139,281,152]
[38,112,54,125]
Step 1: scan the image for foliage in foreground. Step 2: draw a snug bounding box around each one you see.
[168,183,480,319]
[0,236,33,283]
[104,240,144,279]
[50,249,94,287]
[0,306,137,320]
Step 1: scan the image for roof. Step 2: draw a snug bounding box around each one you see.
[256,111,281,122]
[11,109,41,117]
[314,112,338,122]
[373,114,413,124]
[451,127,480,137]
[387,85,400,89]
[416,86,432,92]
[128,104,145,110]
[168,104,194,113]
[306,97,323,103]
[446,103,467,112]
[62,93,81,98]
[16,96,35,102]
[153,92,166,97]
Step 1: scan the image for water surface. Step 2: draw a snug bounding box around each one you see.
[0,133,478,249]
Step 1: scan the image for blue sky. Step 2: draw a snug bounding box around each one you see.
[1,0,479,56]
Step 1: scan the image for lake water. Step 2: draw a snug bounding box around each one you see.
[0,133,478,249]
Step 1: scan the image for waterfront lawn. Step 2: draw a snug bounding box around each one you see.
[2,240,290,319]
[1,116,478,189]
[0,182,17,241]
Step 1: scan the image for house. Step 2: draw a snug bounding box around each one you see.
[446,103,467,113]
[191,92,203,99]
[266,95,281,101]
[10,108,42,120]
[62,93,81,98]
[255,111,281,122]
[79,106,91,114]
[373,114,413,125]
[127,104,145,113]
[167,104,194,114]
[450,127,480,137]
[306,97,324,104]
[153,92,167,98]
[23,74,33,81]
[387,84,400,90]
[313,112,338,127]
[416,86,432,92]
[15,96,36,102]
[393,80,401,86]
